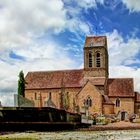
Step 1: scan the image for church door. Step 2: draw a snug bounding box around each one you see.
[121,112,126,121]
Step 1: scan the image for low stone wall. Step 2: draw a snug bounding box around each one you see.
[0,107,81,123]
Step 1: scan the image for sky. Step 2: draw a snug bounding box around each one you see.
[0,0,140,106]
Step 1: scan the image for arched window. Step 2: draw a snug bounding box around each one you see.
[96,52,101,67]
[116,98,120,107]
[83,97,92,107]
[88,97,92,107]
[89,52,92,67]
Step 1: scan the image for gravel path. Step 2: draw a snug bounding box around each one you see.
[1,122,140,140]
[0,130,140,140]
[80,121,140,131]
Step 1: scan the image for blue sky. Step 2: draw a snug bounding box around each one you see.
[0,0,140,106]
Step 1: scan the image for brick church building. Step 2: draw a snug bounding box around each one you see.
[25,35,140,119]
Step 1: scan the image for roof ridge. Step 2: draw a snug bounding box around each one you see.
[28,69,83,73]
[84,77,106,79]
[86,35,106,37]
[108,78,133,80]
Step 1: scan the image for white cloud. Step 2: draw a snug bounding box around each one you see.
[107,29,140,66]
[124,59,140,66]
[0,0,88,106]
[79,22,90,34]
[76,0,97,10]
[0,0,91,50]
[67,18,90,36]
[107,29,140,91]
[0,93,15,106]
[0,0,67,50]
[15,41,77,71]
[122,0,140,12]
[75,0,106,10]
[0,60,19,106]
[0,40,79,106]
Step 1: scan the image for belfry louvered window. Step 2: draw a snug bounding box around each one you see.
[96,52,101,67]
[89,52,92,67]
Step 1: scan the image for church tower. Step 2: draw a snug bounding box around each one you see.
[84,35,108,78]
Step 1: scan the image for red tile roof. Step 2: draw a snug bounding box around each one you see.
[25,70,135,98]
[107,78,134,97]
[25,69,107,90]
[102,95,114,105]
[82,77,106,85]
[84,36,107,47]
[135,92,140,102]
[25,69,84,89]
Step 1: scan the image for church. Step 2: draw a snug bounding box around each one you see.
[25,35,140,120]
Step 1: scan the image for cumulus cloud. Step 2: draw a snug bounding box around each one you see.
[122,0,140,12]
[13,41,77,71]
[0,0,67,50]
[107,29,140,91]
[0,0,91,50]
[107,29,140,66]
[0,39,78,106]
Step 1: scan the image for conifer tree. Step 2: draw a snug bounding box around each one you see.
[18,70,25,97]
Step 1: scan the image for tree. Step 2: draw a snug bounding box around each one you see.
[63,92,69,110]
[59,77,69,110]
[18,70,25,97]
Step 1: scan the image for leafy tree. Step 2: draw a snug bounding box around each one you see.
[59,79,70,110]
[18,70,25,97]
[63,92,69,110]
